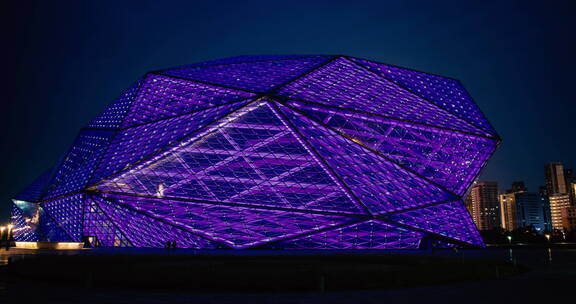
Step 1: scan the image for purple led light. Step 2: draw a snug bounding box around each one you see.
[92,194,222,249]
[41,194,84,241]
[349,57,499,136]
[383,200,484,246]
[91,100,251,184]
[44,130,114,199]
[284,100,497,195]
[121,74,255,127]
[11,200,71,242]
[12,55,499,249]
[264,220,424,249]
[87,79,143,130]
[97,192,353,249]
[13,168,55,202]
[11,202,39,242]
[276,58,491,137]
[97,100,366,215]
[168,55,324,69]
[83,196,132,247]
[160,56,334,92]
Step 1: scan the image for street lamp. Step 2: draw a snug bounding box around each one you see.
[507,235,512,244]
[545,234,551,242]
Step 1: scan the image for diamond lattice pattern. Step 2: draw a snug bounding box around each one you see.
[12,55,500,249]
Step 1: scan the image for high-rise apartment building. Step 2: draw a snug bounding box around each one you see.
[464,193,474,220]
[565,168,576,204]
[499,192,517,230]
[561,206,576,232]
[499,181,551,232]
[467,182,500,230]
[515,192,552,232]
[544,163,574,231]
[545,162,568,195]
[538,185,549,197]
[549,193,571,230]
[562,206,576,232]
[508,181,527,193]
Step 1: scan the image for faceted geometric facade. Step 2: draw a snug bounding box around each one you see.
[11,55,500,249]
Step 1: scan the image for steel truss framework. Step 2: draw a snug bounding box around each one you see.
[11,55,500,249]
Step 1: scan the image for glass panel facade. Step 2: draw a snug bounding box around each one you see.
[11,56,499,248]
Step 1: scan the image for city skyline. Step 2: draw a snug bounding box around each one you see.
[467,161,575,233]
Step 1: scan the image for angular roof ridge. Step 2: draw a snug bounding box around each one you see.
[346,56,499,138]
[345,57,496,138]
[154,55,337,74]
[277,100,461,199]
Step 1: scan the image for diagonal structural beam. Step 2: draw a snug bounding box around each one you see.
[268,100,372,215]
[347,56,497,138]
[277,99,468,199]
[92,98,262,189]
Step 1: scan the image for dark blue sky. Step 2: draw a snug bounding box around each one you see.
[2,0,575,221]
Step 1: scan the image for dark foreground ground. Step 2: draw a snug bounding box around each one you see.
[0,245,574,303]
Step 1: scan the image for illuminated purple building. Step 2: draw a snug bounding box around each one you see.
[11,55,500,249]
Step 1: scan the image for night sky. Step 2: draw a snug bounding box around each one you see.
[2,1,575,222]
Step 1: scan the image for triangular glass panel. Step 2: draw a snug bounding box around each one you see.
[91,195,222,248]
[284,100,498,195]
[44,130,115,199]
[37,207,73,242]
[97,100,366,215]
[264,220,423,249]
[11,200,71,242]
[13,168,56,202]
[277,103,456,215]
[87,78,143,129]
[91,100,252,185]
[170,55,321,69]
[11,201,40,242]
[97,192,355,249]
[83,196,131,247]
[276,57,489,137]
[159,57,333,92]
[41,194,84,242]
[382,200,484,247]
[349,57,498,137]
[121,74,256,127]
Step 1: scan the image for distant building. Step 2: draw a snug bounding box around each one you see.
[499,181,551,233]
[464,194,474,220]
[508,181,527,193]
[565,168,576,204]
[571,183,576,205]
[467,182,500,230]
[500,181,528,230]
[565,168,573,179]
[561,206,576,232]
[515,192,552,232]
[538,185,549,197]
[549,193,571,230]
[499,192,517,230]
[545,162,568,195]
